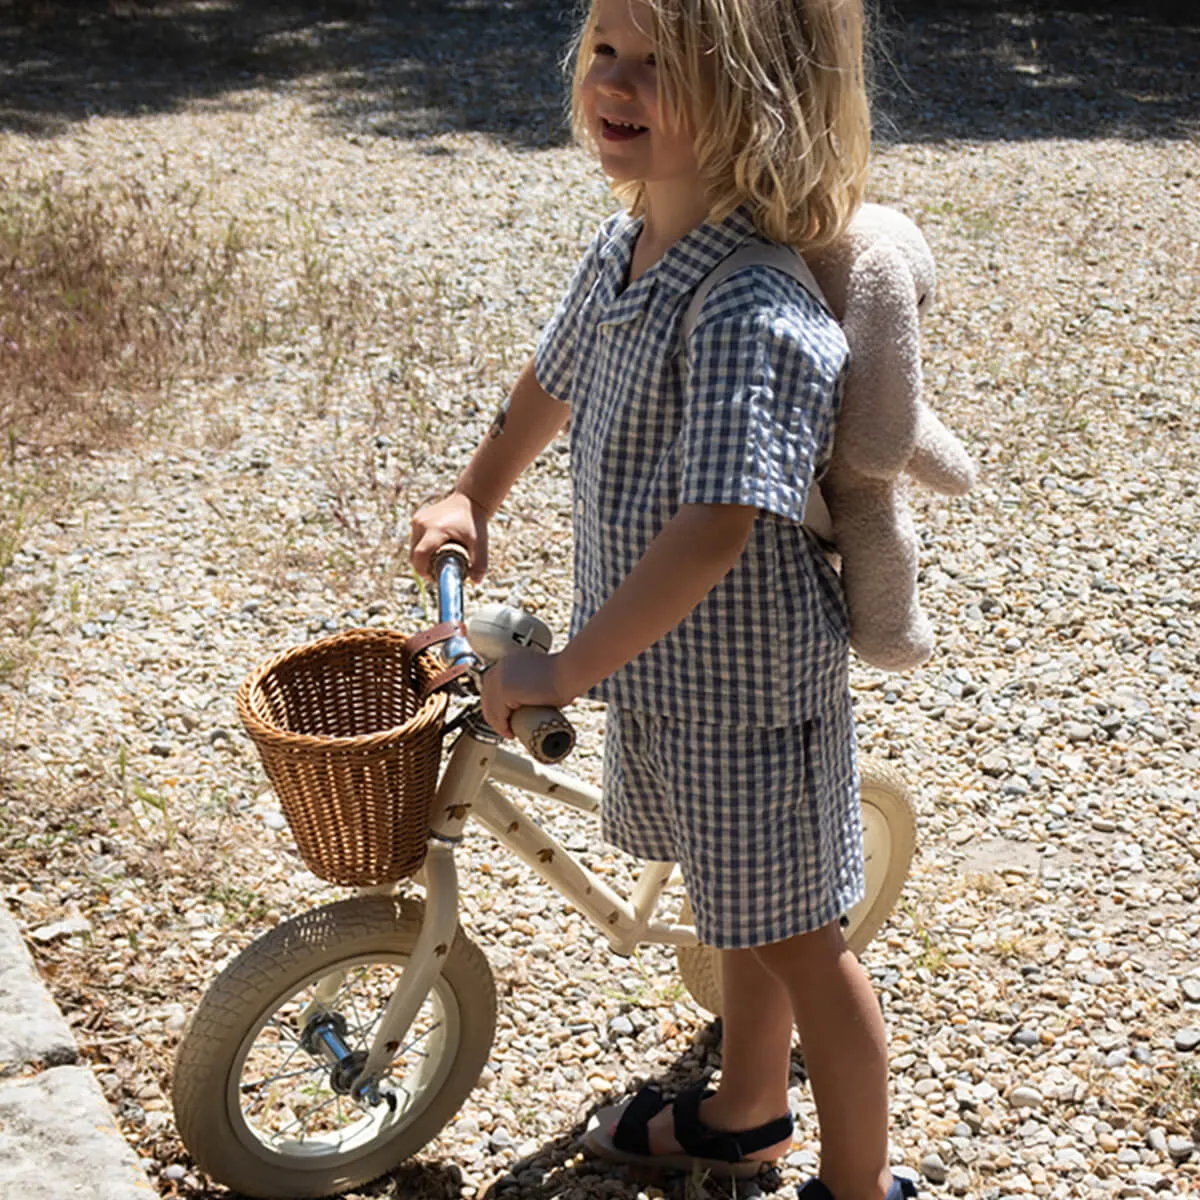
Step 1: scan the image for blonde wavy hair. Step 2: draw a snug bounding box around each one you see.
[569,0,870,249]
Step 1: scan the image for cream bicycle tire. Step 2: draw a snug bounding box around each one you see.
[676,756,915,1016]
[172,895,496,1199]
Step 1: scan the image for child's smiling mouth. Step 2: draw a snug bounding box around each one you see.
[601,118,648,141]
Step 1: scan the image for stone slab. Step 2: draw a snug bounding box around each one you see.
[0,1066,155,1198]
[0,907,78,1074]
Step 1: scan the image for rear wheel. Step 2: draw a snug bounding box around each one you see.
[172,895,496,1199]
[676,757,915,1015]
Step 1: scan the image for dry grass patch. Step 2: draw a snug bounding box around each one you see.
[0,168,503,602]
[0,175,275,452]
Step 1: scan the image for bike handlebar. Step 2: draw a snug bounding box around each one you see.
[430,544,476,671]
[431,544,576,765]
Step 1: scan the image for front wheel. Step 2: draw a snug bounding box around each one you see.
[676,757,916,1015]
[172,894,496,1199]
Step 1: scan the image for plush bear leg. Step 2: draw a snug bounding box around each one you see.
[826,476,933,671]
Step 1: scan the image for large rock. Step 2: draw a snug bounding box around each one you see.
[0,909,77,1072]
[0,909,154,1197]
[0,1067,155,1199]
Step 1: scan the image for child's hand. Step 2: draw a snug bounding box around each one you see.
[409,491,489,581]
[480,649,573,738]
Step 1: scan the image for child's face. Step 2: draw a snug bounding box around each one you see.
[579,0,699,192]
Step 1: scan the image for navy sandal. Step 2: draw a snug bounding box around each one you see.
[799,1175,919,1200]
[584,1083,794,1179]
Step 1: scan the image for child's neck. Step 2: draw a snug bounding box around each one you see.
[629,182,711,282]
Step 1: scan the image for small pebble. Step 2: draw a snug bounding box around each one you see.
[1008,1086,1043,1110]
[1174,1028,1200,1052]
[920,1152,948,1184]
[1167,1136,1195,1162]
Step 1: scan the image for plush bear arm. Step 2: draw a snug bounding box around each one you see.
[838,242,922,480]
[907,405,977,496]
[823,468,933,669]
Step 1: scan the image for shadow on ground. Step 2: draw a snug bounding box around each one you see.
[875,0,1199,143]
[0,0,576,146]
[0,0,1197,146]
[461,1018,808,1200]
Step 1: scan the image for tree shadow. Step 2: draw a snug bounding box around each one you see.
[0,0,576,147]
[875,0,1199,143]
[0,0,1196,146]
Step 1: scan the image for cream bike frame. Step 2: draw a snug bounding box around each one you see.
[170,544,915,1200]
[339,541,910,1096]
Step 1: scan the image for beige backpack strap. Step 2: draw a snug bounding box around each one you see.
[681,242,836,546]
[681,241,830,344]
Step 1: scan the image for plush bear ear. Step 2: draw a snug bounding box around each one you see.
[837,242,922,480]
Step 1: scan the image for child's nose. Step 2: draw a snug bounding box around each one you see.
[596,61,636,98]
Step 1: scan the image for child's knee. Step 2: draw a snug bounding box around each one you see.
[751,919,848,978]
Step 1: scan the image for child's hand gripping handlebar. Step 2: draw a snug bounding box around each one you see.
[430,544,576,765]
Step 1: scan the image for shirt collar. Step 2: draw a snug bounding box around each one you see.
[597,206,762,295]
[656,207,762,293]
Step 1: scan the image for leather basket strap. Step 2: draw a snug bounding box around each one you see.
[404,621,466,658]
[405,622,474,702]
[418,662,472,701]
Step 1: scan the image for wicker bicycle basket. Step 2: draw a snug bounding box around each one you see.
[236,628,449,887]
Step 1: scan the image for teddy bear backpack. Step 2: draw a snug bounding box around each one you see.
[681,205,977,671]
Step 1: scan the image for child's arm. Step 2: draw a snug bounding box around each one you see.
[410,358,569,580]
[481,502,756,735]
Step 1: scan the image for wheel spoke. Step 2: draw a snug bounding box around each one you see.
[260,1024,307,1075]
[241,1063,326,1093]
[399,1018,441,1060]
[349,1000,389,1044]
[342,971,371,1039]
[272,1091,342,1143]
[329,965,368,1017]
[241,965,425,1144]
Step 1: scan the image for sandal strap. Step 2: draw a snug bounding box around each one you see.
[798,1183,837,1200]
[800,1175,919,1200]
[672,1085,794,1163]
[611,1085,670,1156]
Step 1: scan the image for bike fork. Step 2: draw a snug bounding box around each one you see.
[295,852,461,1108]
[348,731,492,1100]
[350,842,461,1094]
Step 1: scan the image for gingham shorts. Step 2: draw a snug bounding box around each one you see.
[601,694,864,949]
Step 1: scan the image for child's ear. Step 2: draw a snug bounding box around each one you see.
[837,242,921,480]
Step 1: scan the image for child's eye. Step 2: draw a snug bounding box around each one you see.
[645,53,657,67]
[593,41,615,56]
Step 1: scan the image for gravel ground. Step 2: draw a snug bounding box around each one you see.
[1,3,1199,1199]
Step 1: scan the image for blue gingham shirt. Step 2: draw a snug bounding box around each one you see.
[535,207,851,727]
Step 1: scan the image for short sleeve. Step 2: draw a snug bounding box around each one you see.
[678,276,848,523]
[533,222,611,404]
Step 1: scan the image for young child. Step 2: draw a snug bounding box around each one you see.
[411,0,913,1197]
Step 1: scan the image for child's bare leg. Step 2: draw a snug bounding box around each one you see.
[754,921,891,1200]
[705,946,793,1132]
[644,946,793,1159]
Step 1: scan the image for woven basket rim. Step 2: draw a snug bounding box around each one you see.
[236,627,448,753]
